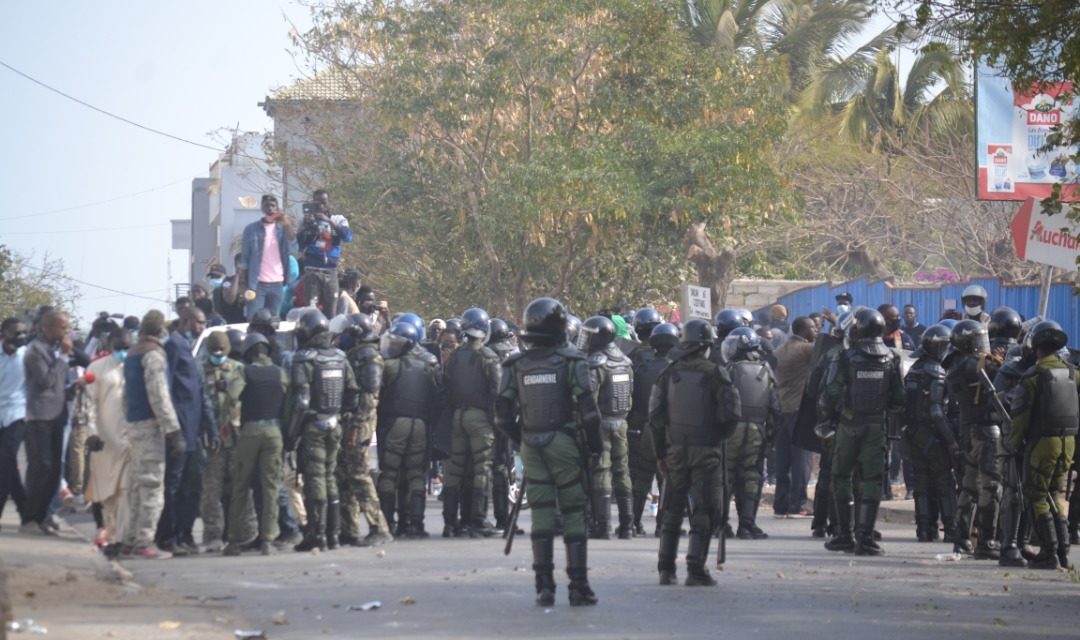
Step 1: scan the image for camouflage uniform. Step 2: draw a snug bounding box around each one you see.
[200,357,252,546]
[122,340,182,549]
[67,380,91,497]
[337,342,391,542]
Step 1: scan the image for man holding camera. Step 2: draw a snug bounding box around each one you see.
[298,189,352,314]
[241,195,296,321]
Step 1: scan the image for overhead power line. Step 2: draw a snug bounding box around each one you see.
[2,222,169,236]
[0,59,222,152]
[0,179,188,221]
[20,263,169,304]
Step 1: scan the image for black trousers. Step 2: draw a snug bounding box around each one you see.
[24,417,66,524]
[156,449,203,547]
[0,421,28,522]
[773,413,811,515]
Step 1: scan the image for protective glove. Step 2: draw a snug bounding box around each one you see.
[209,436,223,453]
[86,434,105,452]
[165,430,187,457]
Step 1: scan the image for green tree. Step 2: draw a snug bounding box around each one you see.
[0,244,78,320]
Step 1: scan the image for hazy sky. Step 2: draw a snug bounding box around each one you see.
[0,1,312,325]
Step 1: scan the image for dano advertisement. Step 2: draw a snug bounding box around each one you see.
[976,61,1079,201]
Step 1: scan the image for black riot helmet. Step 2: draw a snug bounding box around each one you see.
[489,318,513,343]
[225,328,245,359]
[520,297,568,347]
[988,306,1022,343]
[565,314,582,347]
[949,319,990,355]
[681,318,717,347]
[295,309,329,348]
[633,307,663,341]
[849,307,886,341]
[347,313,378,343]
[721,326,762,362]
[248,307,278,338]
[241,332,270,362]
[582,315,616,351]
[919,324,952,362]
[649,322,680,351]
[1027,320,1069,353]
[444,318,463,340]
[713,309,745,340]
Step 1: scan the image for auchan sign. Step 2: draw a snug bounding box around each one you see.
[1011,198,1080,270]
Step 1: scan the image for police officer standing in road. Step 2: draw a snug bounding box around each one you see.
[1007,321,1078,569]
[817,308,905,556]
[286,309,360,552]
[650,319,742,586]
[495,297,602,607]
[441,308,502,538]
[582,315,635,540]
[487,318,519,532]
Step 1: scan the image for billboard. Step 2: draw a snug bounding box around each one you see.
[976,61,1079,201]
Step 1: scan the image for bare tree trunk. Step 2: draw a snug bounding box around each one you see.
[684,222,736,314]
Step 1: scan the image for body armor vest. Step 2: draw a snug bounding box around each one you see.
[309,348,347,415]
[1030,366,1080,437]
[241,364,284,423]
[665,366,718,447]
[728,360,771,424]
[630,350,665,424]
[593,350,633,419]
[446,346,493,410]
[350,345,382,395]
[904,358,942,430]
[947,355,995,426]
[515,352,573,433]
[123,352,154,423]
[386,355,433,420]
[846,349,894,419]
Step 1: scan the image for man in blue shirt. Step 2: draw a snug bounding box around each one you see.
[298,189,352,314]
[0,317,29,530]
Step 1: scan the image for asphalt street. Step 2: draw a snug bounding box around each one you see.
[64,501,1080,640]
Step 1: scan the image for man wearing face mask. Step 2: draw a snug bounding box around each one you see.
[241,195,296,320]
[199,332,250,553]
[0,318,30,531]
[84,331,134,557]
[157,308,219,555]
[123,310,184,559]
[879,305,916,352]
[835,292,853,316]
[961,285,992,325]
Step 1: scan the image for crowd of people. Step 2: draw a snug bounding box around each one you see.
[1,192,1077,607]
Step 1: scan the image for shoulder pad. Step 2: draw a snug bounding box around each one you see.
[714,363,734,384]
[292,349,314,363]
[502,350,527,368]
[479,346,499,360]
[557,346,586,360]
[587,351,607,368]
[416,351,438,367]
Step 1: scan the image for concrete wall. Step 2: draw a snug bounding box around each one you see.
[725,278,825,311]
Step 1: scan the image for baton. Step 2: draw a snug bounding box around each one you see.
[977,368,1012,427]
[503,477,527,555]
[719,445,727,566]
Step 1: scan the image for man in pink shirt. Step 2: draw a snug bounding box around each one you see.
[241,195,297,320]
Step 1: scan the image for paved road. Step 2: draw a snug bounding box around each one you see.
[67,501,1080,640]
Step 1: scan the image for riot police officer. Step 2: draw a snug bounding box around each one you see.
[650,319,741,586]
[335,314,393,547]
[946,319,1003,559]
[818,308,905,555]
[1008,321,1079,569]
[442,307,502,538]
[628,322,679,537]
[248,308,286,367]
[582,315,635,539]
[285,309,360,552]
[377,321,442,538]
[487,318,519,532]
[989,306,1029,566]
[709,309,749,366]
[903,324,959,542]
[722,327,781,540]
[495,297,602,607]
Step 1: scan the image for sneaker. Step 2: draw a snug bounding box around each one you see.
[59,487,74,512]
[773,512,788,519]
[94,528,108,547]
[222,542,245,556]
[133,546,172,560]
[260,541,277,556]
[356,531,393,547]
[789,509,813,519]
[201,540,225,554]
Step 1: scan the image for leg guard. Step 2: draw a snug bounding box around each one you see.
[853,499,884,556]
[565,540,597,606]
[532,536,556,607]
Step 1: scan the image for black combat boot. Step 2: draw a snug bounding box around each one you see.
[325,500,341,550]
[939,490,958,543]
[565,540,598,606]
[811,480,831,538]
[294,502,327,552]
[532,536,556,607]
[853,499,884,556]
[927,494,941,540]
[824,499,854,552]
[657,527,680,586]
[1029,512,1061,570]
[589,491,611,540]
[952,504,975,555]
[684,529,717,587]
[632,491,648,537]
[467,488,498,538]
[1054,514,1070,569]
[441,487,460,538]
[973,503,1001,560]
[998,492,1026,567]
[492,471,510,532]
[615,495,634,540]
[914,493,932,542]
[745,497,768,539]
[405,492,429,539]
